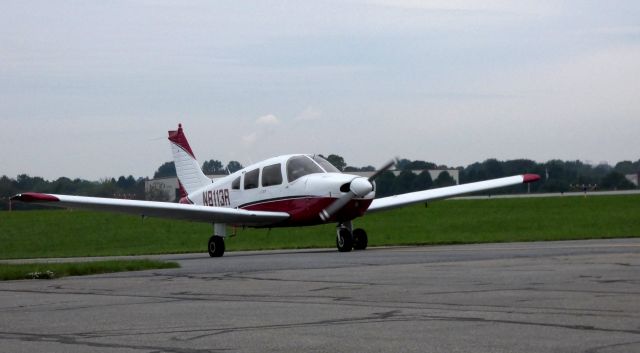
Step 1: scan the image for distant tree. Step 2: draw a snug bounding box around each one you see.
[95,178,118,197]
[395,158,412,170]
[392,170,416,195]
[614,160,637,174]
[600,171,636,190]
[482,159,505,179]
[52,177,77,194]
[344,165,376,172]
[433,171,456,188]
[407,160,438,170]
[325,154,346,172]
[411,170,433,191]
[226,161,244,173]
[116,175,137,191]
[593,163,613,179]
[374,171,395,197]
[202,159,224,174]
[153,162,176,178]
[15,174,47,192]
[0,175,16,210]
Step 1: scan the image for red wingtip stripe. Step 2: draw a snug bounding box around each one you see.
[522,174,541,183]
[168,123,196,159]
[11,192,60,202]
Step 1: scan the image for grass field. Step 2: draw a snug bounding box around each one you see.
[0,260,179,280]
[1,195,639,260]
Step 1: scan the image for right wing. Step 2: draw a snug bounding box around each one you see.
[368,174,540,213]
[11,192,289,226]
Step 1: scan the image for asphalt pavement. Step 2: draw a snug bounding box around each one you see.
[1,238,639,353]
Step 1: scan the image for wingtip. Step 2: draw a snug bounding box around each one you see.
[522,174,541,183]
[10,192,60,202]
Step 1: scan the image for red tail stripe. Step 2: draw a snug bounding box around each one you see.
[168,123,196,159]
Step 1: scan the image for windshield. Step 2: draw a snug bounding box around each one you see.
[312,155,341,173]
[286,155,324,182]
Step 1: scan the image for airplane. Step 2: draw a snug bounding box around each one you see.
[12,124,540,257]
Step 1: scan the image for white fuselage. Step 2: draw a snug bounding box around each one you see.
[185,154,375,226]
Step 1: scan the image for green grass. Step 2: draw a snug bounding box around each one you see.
[1,195,639,259]
[0,260,180,281]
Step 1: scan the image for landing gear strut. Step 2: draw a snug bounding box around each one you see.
[208,235,225,257]
[336,223,369,252]
[336,227,353,252]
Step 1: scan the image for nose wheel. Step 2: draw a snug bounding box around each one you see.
[336,227,353,252]
[353,228,368,250]
[336,225,368,252]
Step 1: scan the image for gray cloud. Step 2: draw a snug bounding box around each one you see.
[1,1,639,179]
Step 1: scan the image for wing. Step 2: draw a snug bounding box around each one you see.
[367,174,540,213]
[10,193,289,226]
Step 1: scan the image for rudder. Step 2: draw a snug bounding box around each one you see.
[168,124,211,195]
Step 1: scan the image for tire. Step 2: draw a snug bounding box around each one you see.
[208,235,225,257]
[353,228,368,250]
[336,228,353,252]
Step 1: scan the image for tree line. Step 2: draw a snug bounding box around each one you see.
[1,157,638,210]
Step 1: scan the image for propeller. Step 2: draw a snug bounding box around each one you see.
[319,159,396,221]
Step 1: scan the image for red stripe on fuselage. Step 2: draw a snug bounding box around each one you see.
[241,196,372,226]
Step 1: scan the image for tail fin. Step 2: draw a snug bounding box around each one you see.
[168,124,211,195]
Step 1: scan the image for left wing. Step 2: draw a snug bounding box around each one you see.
[367,174,540,213]
[11,192,289,226]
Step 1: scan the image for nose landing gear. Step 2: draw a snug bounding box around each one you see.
[336,222,368,252]
[353,228,368,250]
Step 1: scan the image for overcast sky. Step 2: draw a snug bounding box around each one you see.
[2,0,639,180]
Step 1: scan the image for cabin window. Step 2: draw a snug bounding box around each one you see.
[262,163,283,187]
[244,169,260,189]
[286,155,323,182]
[312,155,341,173]
[231,176,241,190]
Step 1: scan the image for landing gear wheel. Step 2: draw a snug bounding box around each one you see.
[336,228,353,252]
[353,228,368,250]
[208,235,225,257]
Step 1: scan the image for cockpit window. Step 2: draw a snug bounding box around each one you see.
[244,168,260,190]
[286,155,323,182]
[231,176,241,190]
[262,163,283,187]
[312,155,341,173]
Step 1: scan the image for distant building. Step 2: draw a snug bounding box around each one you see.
[626,173,639,187]
[145,169,459,202]
[145,174,227,202]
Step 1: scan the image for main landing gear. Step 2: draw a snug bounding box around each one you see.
[208,235,225,257]
[208,223,227,257]
[336,222,368,252]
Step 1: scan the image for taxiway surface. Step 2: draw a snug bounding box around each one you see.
[1,238,639,353]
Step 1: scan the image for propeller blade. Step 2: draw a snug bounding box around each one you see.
[367,159,396,182]
[318,159,395,222]
[319,192,354,221]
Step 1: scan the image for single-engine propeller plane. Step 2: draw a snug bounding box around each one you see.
[12,124,540,257]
